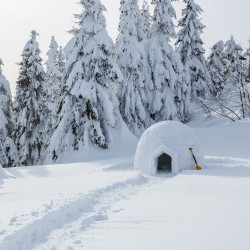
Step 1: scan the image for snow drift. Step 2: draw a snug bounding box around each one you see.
[52,120,138,164]
[0,164,6,179]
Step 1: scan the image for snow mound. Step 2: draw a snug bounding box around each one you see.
[134,121,205,175]
[57,120,138,164]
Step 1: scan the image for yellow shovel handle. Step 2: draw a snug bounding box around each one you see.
[189,148,202,170]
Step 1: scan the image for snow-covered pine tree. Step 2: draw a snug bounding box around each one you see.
[175,0,211,98]
[201,37,250,121]
[47,0,125,162]
[115,0,152,136]
[56,46,67,119]
[0,101,8,168]
[123,0,144,43]
[13,31,48,166]
[0,59,12,137]
[223,36,250,118]
[141,0,151,39]
[244,40,250,83]
[141,0,156,126]
[146,0,185,122]
[175,65,191,122]
[45,36,58,137]
[46,36,59,104]
[0,126,8,168]
[46,37,66,132]
[0,59,18,167]
[207,41,226,95]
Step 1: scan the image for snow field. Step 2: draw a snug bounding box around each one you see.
[0,158,149,250]
[1,156,250,249]
[80,157,250,250]
[0,119,249,249]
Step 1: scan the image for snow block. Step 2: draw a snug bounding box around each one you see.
[134,121,205,175]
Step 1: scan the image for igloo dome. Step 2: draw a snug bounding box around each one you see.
[134,121,205,175]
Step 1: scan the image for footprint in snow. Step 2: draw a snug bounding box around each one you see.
[74,240,82,244]
[81,214,108,231]
[31,210,39,217]
[9,216,17,225]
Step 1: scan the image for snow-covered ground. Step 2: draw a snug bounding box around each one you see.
[0,118,250,250]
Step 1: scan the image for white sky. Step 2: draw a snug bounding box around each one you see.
[0,0,250,95]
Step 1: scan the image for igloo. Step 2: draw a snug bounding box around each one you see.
[134,121,205,175]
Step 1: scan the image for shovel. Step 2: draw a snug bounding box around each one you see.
[189,148,202,170]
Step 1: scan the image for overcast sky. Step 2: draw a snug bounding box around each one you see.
[0,0,250,95]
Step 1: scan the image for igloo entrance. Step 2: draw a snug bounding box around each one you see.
[157,153,172,173]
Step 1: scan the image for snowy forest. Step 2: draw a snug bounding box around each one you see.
[0,0,250,168]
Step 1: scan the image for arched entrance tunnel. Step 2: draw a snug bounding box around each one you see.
[157,153,172,173]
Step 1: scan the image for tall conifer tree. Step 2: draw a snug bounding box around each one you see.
[207,41,226,95]
[13,31,48,166]
[176,0,211,98]
[0,59,17,167]
[47,0,126,162]
[46,37,66,132]
[115,0,151,136]
[223,36,250,118]
[146,0,183,122]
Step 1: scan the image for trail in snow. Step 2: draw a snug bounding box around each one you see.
[32,175,159,250]
[0,169,153,250]
[0,158,134,242]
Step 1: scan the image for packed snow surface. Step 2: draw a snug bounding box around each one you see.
[0,119,250,250]
[135,121,205,175]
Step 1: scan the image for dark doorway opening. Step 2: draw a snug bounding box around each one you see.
[157,153,172,173]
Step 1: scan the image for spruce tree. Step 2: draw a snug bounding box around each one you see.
[55,46,67,119]
[207,41,226,95]
[223,36,250,118]
[115,0,151,136]
[47,0,125,162]
[146,0,183,122]
[175,67,191,122]
[0,126,8,168]
[244,40,250,82]
[0,59,12,136]
[176,0,211,98]
[141,0,155,126]
[0,59,18,167]
[13,31,48,166]
[46,36,59,104]
[0,108,8,168]
[202,37,250,121]
[46,37,66,132]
